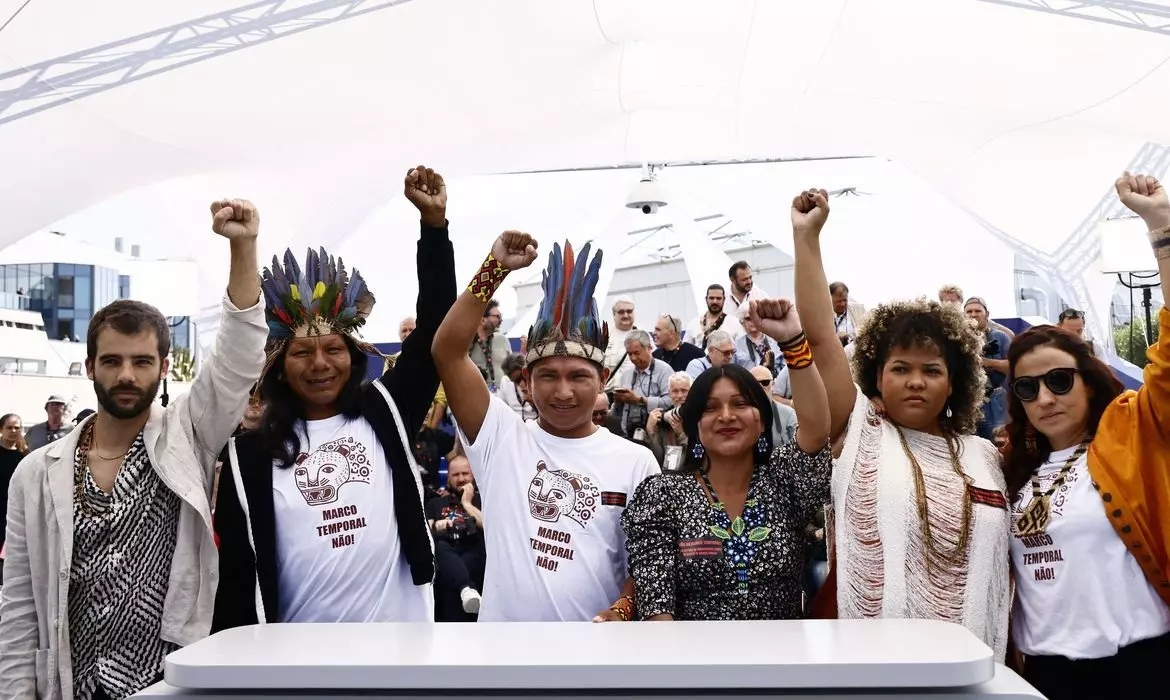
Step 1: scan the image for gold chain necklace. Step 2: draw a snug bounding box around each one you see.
[895,426,973,567]
[74,421,128,517]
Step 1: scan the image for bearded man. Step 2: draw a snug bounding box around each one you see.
[0,200,268,699]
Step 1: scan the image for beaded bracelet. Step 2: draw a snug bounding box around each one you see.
[609,595,635,621]
[779,332,814,371]
[1149,224,1170,260]
[468,254,509,303]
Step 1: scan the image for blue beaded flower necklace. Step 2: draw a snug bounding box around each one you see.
[700,467,771,594]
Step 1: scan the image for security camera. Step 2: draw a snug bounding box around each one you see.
[626,178,668,215]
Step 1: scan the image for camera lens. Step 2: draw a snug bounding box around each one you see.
[641,204,651,214]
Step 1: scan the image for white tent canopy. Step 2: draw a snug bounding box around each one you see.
[2,0,1167,342]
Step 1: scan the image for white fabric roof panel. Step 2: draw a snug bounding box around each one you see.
[1,0,1167,323]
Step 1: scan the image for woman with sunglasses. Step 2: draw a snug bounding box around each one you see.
[1001,173,1170,698]
[792,189,1011,659]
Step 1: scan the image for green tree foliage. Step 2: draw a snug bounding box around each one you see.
[170,346,196,382]
[1114,317,1160,368]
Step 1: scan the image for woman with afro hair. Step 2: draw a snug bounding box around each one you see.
[790,188,1010,660]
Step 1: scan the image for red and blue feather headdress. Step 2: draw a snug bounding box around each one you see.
[260,247,379,373]
[525,241,609,365]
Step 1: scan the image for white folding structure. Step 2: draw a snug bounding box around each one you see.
[1,0,1167,343]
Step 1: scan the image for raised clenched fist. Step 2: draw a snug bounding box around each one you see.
[749,297,802,344]
[791,188,830,236]
[210,199,259,241]
[492,230,539,271]
[1116,172,1170,229]
[405,165,447,227]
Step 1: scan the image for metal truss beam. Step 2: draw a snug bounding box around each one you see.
[972,142,1168,351]
[978,0,1170,36]
[1055,142,1170,278]
[0,0,413,125]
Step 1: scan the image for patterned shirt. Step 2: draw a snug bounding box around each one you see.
[70,431,181,700]
[622,443,831,620]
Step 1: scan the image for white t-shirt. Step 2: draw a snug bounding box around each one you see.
[461,396,659,621]
[683,313,743,348]
[726,286,768,315]
[272,414,432,623]
[1010,447,1170,659]
[603,327,634,392]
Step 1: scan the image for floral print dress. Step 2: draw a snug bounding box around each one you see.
[622,443,832,620]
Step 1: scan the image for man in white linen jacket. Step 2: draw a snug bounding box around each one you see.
[0,199,268,700]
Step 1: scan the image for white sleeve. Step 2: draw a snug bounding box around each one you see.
[458,395,523,489]
[635,446,661,486]
[182,295,267,480]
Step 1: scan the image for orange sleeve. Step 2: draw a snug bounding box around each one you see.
[1137,307,1170,430]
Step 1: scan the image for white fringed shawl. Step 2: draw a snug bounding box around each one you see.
[831,388,1011,660]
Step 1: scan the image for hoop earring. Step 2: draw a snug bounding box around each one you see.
[1024,423,1038,455]
[691,441,705,461]
[945,404,953,419]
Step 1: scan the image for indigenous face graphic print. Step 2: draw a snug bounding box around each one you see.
[293,436,371,505]
[527,461,599,527]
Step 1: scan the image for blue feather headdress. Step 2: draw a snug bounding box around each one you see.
[260,247,379,373]
[525,241,609,366]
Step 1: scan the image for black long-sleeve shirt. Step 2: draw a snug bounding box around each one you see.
[211,221,456,631]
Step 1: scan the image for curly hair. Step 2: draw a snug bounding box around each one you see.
[851,297,987,435]
[1002,325,1122,494]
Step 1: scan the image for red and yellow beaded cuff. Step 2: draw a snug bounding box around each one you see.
[779,332,814,371]
[1149,224,1170,260]
[468,254,509,303]
[609,595,635,621]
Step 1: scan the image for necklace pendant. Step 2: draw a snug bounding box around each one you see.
[1013,495,1051,537]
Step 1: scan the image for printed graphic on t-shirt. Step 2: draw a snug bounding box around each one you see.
[293,436,371,505]
[1011,468,1078,583]
[527,461,599,573]
[528,461,598,526]
[436,503,471,530]
[294,436,372,550]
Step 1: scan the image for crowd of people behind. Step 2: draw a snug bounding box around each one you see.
[0,165,1166,700]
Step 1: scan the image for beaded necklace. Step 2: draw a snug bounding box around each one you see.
[472,334,497,389]
[1013,441,1090,537]
[895,426,972,567]
[699,467,771,594]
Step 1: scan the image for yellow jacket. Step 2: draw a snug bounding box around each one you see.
[1088,307,1170,606]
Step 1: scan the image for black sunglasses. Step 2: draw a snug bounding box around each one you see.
[1058,309,1084,321]
[1012,368,1078,402]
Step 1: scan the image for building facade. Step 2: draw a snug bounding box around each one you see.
[0,262,130,342]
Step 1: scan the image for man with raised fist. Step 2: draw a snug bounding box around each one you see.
[213,165,455,632]
[0,200,269,699]
[433,231,658,622]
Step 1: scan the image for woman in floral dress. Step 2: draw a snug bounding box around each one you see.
[622,298,832,620]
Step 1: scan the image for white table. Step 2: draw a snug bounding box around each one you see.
[133,620,1044,699]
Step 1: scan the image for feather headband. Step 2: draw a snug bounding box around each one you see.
[259,247,381,380]
[525,241,609,366]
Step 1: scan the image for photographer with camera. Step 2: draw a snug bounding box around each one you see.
[610,330,674,439]
[426,455,486,621]
[645,372,692,469]
[964,296,1012,440]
